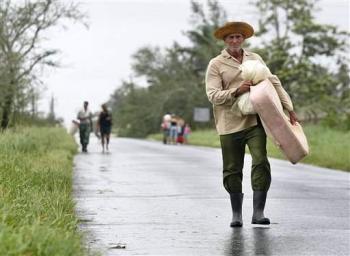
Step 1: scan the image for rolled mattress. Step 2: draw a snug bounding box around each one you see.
[250,79,309,164]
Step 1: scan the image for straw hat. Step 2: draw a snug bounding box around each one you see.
[214,21,254,40]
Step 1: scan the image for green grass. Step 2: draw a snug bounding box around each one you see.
[149,125,350,171]
[0,127,87,255]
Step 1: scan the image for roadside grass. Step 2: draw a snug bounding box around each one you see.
[148,125,350,171]
[0,127,87,255]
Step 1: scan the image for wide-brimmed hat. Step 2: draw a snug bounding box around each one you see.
[214,21,254,40]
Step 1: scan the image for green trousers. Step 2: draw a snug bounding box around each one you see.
[220,123,271,193]
[79,123,91,147]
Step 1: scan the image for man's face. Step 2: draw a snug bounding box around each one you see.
[84,102,88,109]
[224,33,245,49]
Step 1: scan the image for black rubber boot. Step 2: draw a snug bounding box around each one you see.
[251,191,270,225]
[230,193,244,227]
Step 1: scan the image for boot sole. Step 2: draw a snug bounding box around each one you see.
[230,222,243,227]
[251,219,270,225]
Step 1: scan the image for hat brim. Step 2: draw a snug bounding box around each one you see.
[214,22,254,40]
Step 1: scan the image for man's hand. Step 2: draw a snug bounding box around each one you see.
[289,111,298,125]
[235,80,253,97]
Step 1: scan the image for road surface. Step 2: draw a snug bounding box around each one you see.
[73,137,350,256]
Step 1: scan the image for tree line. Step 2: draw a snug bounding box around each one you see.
[109,0,349,138]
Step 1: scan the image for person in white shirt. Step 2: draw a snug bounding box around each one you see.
[77,101,93,152]
[161,113,171,144]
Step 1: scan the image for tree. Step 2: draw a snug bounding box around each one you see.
[110,0,349,137]
[0,0,86,129]
[184,0,227,73]
[109,0,228,137]
[109,80,161,137]
[252,0,349,124]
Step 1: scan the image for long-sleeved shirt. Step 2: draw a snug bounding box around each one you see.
[205,48,293,135]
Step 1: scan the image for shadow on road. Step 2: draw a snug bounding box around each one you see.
[253,227,271,255]
[225,227,271,256]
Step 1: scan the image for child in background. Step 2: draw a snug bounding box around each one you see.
[183,123,191,144]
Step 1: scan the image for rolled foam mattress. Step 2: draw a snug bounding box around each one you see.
[250,79,309,164]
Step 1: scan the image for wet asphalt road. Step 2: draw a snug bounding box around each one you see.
[73,136,350,256]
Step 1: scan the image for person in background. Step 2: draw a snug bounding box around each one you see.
[206,21,298,227]
[183,123,191,144]
[97,103,112,153]
[176,117,185,144]
[77,101,93,153]
[169,114,178,144]
[161,113,171,144]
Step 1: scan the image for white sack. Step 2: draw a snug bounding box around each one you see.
[240,60,272,84]
[232,60,272,116]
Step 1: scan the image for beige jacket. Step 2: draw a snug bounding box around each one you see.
[205,49,293,135]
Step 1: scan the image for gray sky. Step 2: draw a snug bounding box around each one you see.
[39,0,349,126]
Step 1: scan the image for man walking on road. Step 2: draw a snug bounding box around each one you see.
[77,101,93,153]
[206,21,298,227]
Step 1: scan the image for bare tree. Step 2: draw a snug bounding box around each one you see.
[0,0,86,129]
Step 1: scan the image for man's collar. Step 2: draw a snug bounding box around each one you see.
[221,48,250,59]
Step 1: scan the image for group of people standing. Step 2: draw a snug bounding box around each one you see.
[75,101,112,153]
[161,113,191,145]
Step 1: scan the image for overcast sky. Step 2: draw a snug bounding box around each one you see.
[39,0,349,126]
